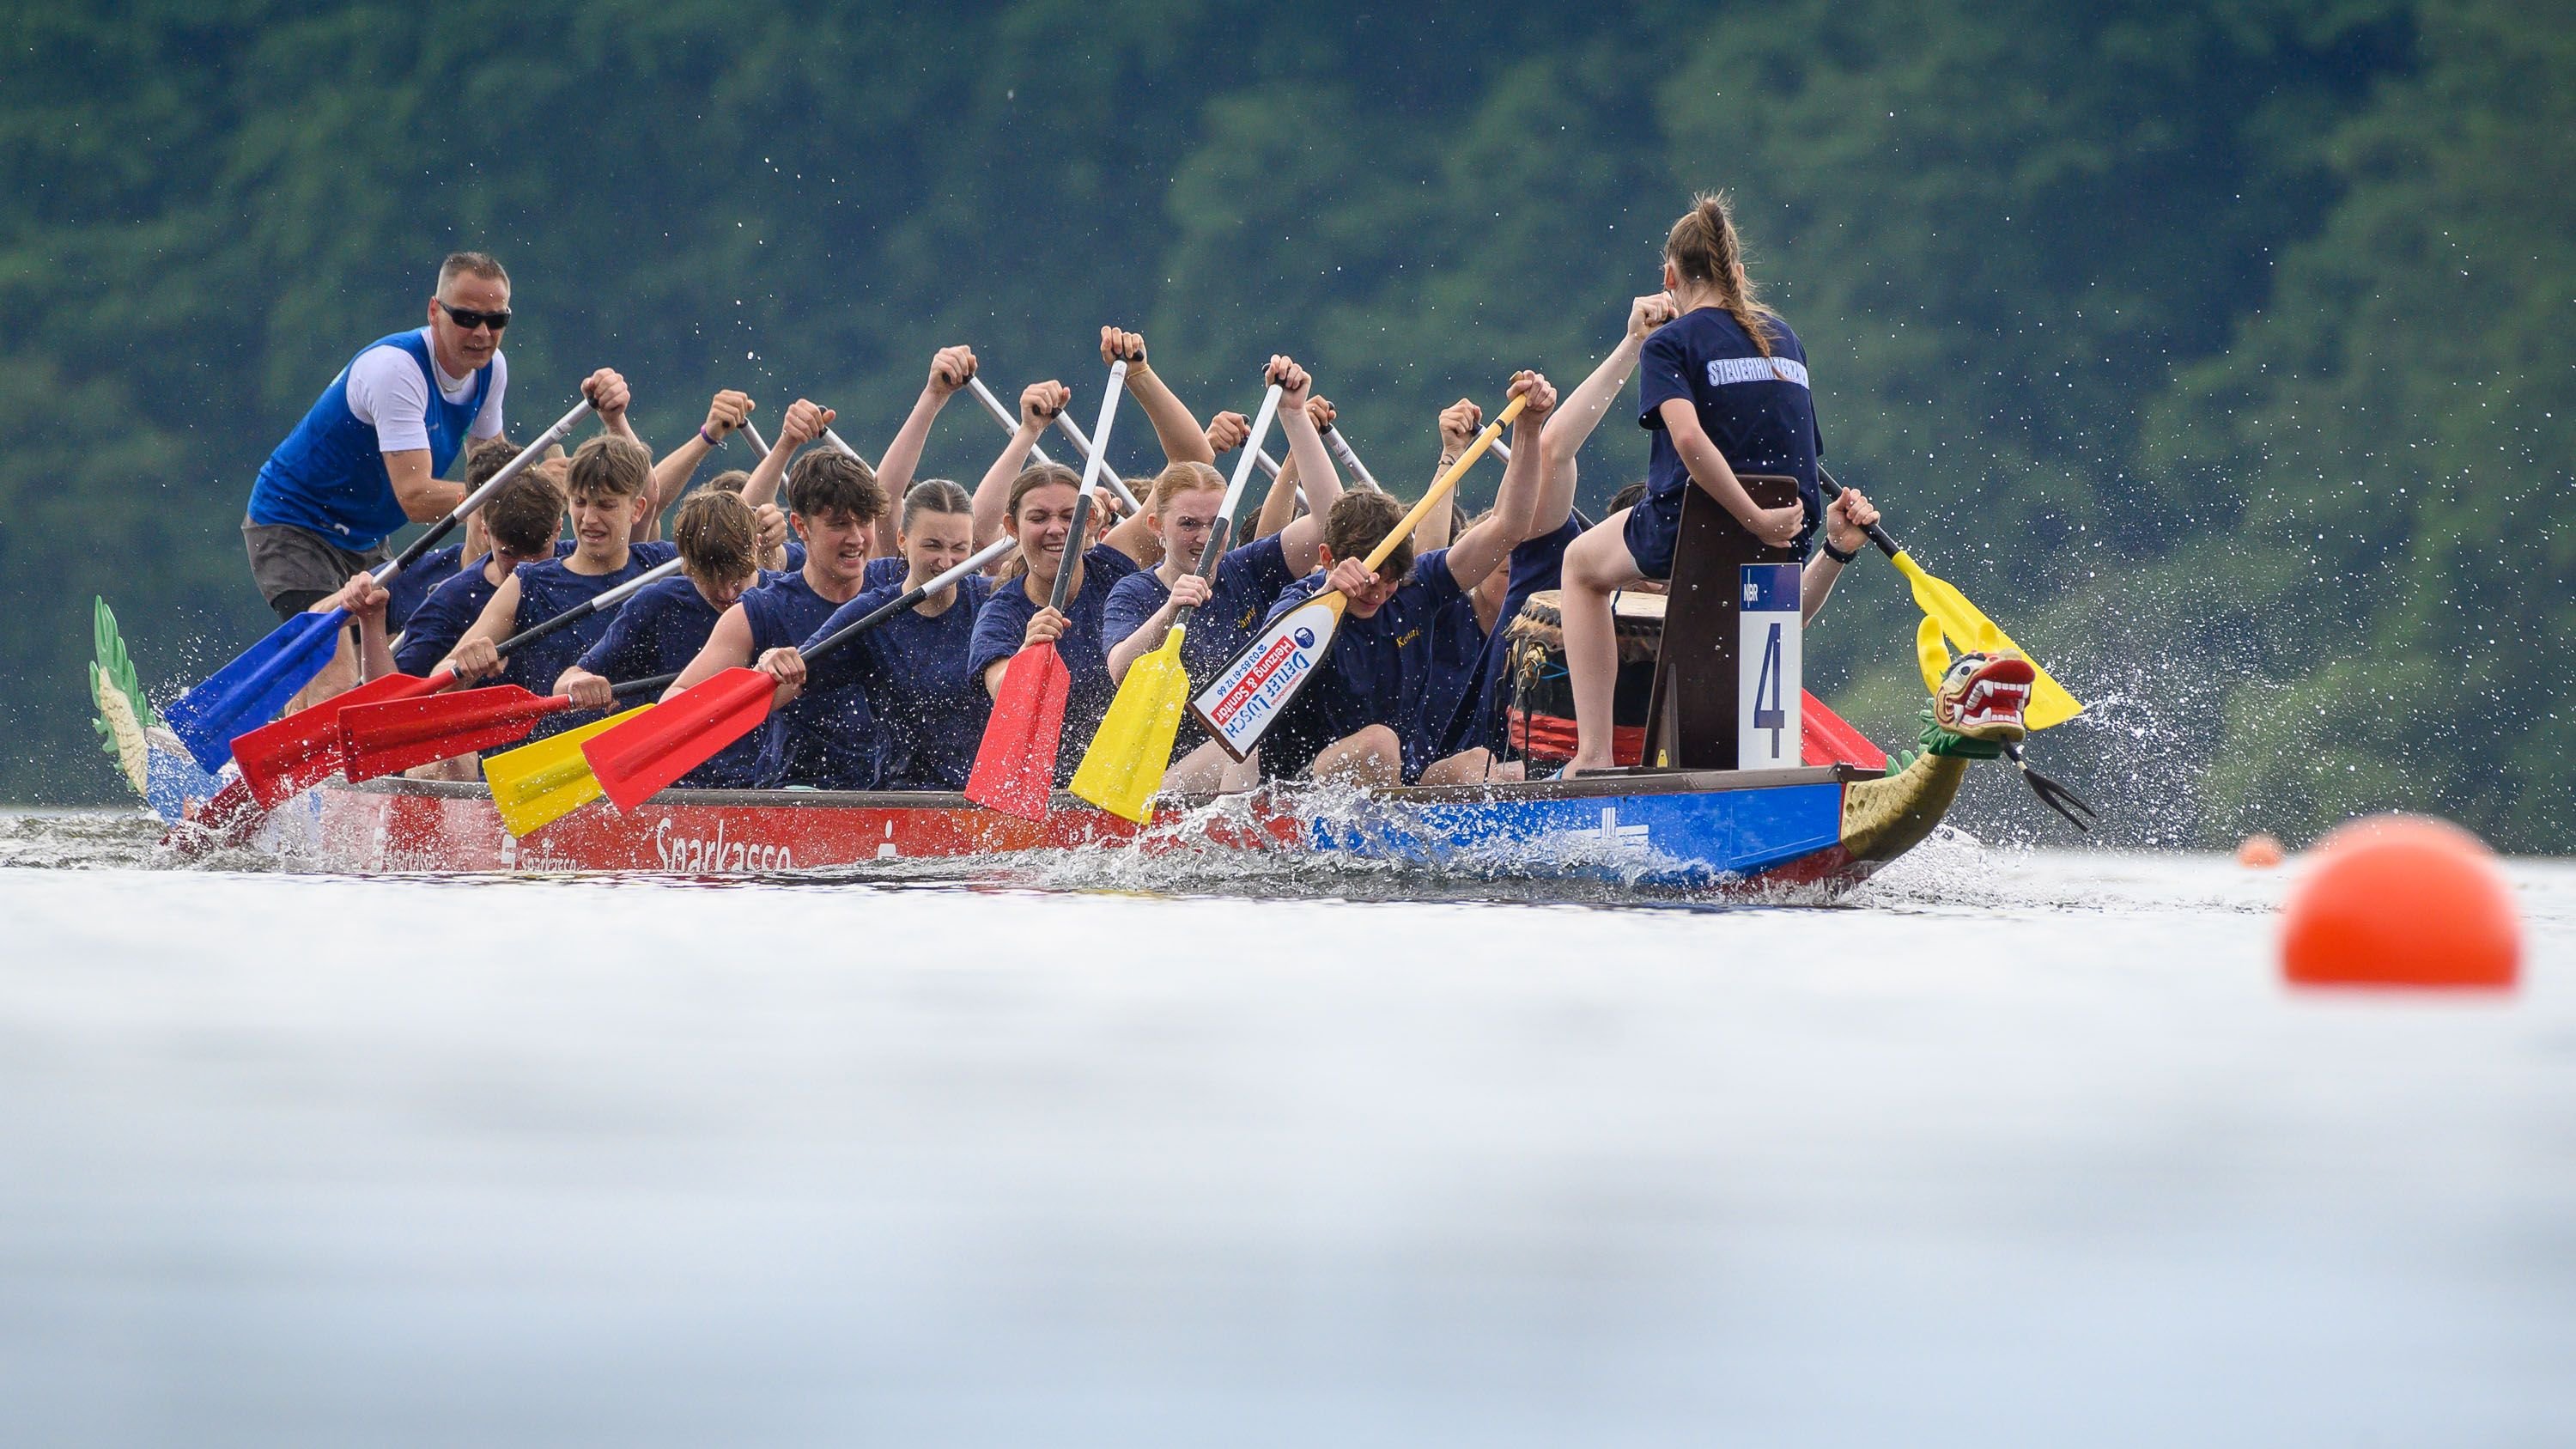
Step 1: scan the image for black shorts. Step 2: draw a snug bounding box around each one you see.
[242,518,390,621]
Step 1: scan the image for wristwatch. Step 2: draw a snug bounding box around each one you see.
[1820,534,1860,563]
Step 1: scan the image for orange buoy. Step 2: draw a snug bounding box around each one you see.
[2236,832,2286,868]
[2281,815,2520,990]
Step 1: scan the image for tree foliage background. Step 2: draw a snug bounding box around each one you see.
[2,0,2567,849]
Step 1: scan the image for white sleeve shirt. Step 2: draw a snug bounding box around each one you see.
[343,327,508,455]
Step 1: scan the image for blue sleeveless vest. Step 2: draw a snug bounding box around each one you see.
[246,330,494,549]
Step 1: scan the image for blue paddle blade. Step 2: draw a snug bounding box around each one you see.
[166,607,350,773]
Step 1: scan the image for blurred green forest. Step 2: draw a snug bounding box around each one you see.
[2,0,2567,848]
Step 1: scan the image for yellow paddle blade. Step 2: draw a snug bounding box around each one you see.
[1915,615,1950,695]
[1890,551,2084,730]
[1069,626,1190,825]
[485,703,653,837]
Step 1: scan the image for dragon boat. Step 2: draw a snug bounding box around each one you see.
[92,472,2086,898]
[91,598,2057,898]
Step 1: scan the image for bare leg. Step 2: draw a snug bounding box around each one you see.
[1307,725,1402,788]
[282,626,359,715]
[1419,747,1516,787]
[1558,512,1646,776]
[1218,751,1261,793]
[1161,738,1232,795]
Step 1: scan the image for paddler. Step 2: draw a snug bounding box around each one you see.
[240,249,628,707]
[437,435,677,740]
[1100,358,1346,792]
[754,480,993,791]
[666,422,889,788]
[1443,292,1677,762]
[1556,192,1819,776]
[1254,368,1559,788]
[965,384,1164,782]
[387,461,570,681]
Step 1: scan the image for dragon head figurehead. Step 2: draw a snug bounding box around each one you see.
[1932,650,2035,745]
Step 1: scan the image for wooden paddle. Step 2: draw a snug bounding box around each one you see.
[1069,381,1285,823]
[169,395,595,775]
[1188,389,1528,761]
[1815,468,2094,827]
[962,359,1135,819]
[576,535,1019,815]
[331,556,683,781]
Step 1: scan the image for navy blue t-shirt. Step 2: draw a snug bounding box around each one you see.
[743,570,876,789]
[965,544,1143,785]
[501,542,679,738]
[390,539,576,677]
[1637,307,1824,565]
[383,543,463,634]
[1101,533,1297,684]
[1259,547,1469,783]
[576,572,785,788]
[799,573,996,791]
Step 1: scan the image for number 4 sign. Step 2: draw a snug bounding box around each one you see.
[1736,563,1802,769]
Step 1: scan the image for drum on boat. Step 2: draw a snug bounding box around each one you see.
[1500,588,1665,766]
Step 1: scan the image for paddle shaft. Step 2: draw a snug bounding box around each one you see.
[1043,485,1097,618]
[1066,356,1149,513]
[492,556,683,657]
[798,536,1017,664]
[1358,393,1524,575]
[1163,381,1284,635]
[1815,467,1904,561]
[966,376,1062,469]
[380,396,592,580]
[1321,425,1381,493]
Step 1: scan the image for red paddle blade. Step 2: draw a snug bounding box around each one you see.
[340,685,568,783]
[1800,691,1890,770]
[964,642,1071,821]
[233,671,439,807]
[581,667,775,813]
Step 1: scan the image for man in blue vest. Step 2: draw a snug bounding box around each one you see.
[241,251,628,701]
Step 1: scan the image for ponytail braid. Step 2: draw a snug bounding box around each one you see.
[1668,192,1788,374]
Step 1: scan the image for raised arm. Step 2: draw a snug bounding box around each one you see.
[1534,294,1674,532]
[1272,379,1345,576]
[1417,399,1481,554]
[1103,327,1213,466]
[973,381,1066,550]
[651,389,755,523]
[1443,371,1558,591]
[875,344,977,552]
[1254,451,1299,542]
[746,399,833,512]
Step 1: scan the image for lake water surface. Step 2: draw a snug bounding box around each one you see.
[2,811,2569,1446]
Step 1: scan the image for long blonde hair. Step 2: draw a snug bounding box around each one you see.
[1667,191,1783,360]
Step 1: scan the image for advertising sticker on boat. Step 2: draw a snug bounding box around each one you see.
[1737,563,1801,770]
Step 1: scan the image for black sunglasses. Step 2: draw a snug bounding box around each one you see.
[438,300,511,332]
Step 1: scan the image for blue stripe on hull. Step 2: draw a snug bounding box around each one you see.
[1306,782,1846,889]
